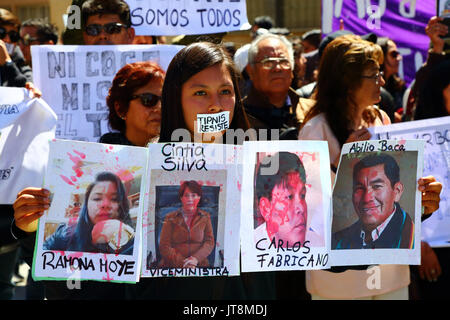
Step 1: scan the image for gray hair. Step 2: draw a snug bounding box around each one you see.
[248,33,294,70]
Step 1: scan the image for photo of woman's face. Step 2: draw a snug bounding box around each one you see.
[87,181,120,224]
[181,187,201,212]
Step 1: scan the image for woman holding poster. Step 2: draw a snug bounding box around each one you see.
[158,180,215,268]
[142,41,276,300]
[298,34,442,300]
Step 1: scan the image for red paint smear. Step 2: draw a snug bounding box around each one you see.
[70,176,77,182]
[297,152,317,162]
[205,180,216,186]
[237,181,241,192]
[72,150,86,159]
[109,146,114,150]
[116,169,134,182]
[60,174,75,186]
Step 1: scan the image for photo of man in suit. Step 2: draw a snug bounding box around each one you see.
[332,154,414,250]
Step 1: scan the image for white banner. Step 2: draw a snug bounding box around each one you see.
[369,117,450,247]
[127,0,250,36]
[0,88,57,204]
[31,44,183,142]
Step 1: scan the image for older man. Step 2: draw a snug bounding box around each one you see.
[81,0,135,45]
[244,33,300,139]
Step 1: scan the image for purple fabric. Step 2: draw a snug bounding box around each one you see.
[322,0,436,86]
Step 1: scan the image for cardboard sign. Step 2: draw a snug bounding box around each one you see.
[141,143,242,277]
[330,139,423,266]
[240,141,332,272]
[127,0,250,36]
[33,139,148,283]
[31,44,183,142]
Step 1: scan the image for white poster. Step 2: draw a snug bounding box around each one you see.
[369,116,450,247]
[330,139,424,266]
[240,141,332,272]
[33,139,148,283]
[0,88,57,204]
[141,143,242,277]
[31,44,183,142]
[127,0,250,36]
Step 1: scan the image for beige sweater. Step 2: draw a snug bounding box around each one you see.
[298,112,410,299]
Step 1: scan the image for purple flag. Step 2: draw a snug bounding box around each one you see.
[322,0,436,85]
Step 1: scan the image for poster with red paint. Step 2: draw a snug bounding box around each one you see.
[240,141,332,272]
[33,139,148,283]
[330,139,424,266]
[141,143,242,277]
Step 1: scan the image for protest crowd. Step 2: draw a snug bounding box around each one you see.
[0,0,449,301]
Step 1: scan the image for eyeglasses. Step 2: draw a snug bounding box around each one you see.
[389,50,401,59]
[130,93,161,108]
[19,34,40,46]
[361,71,384,84]
[256,57,291,70]
[84,23,127,36]
[0,27,20,43]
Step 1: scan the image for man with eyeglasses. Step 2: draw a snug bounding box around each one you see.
[0,8,32,87]
[81,0,135,45]
[244,33,300,140]
[19,18,58,67]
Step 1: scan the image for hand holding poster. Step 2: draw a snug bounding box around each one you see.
[330,139,423,267]
[127,0,250,36]
[141,143,242,277]
[31,44,183,142]
[368,116,450,247]
[33,140,148,283]
[240,141,332,272]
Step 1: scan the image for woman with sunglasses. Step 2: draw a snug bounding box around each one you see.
[100,61,164,147]
[298,34,442,300]
[377,37,406,122]
[0,8,33,87]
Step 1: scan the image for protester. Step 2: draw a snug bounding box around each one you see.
[377,37,406,122]
[301,29,321,53]
[405,16,449,121]
[290,36,308,90]
[250,15,275,39]
[19,18,58,67]
[148,41,276,300]
[298,34,442,300]
[409,59,450,300]
[81,0,135,45]
[244,33,300,138]
[100,61,164,146]
[414,60,450,120]
[0,8,32,86]
[11,60,165,299]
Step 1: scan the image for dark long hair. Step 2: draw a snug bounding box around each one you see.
[106,61,165,134]
[377,37,405,94]
[302,35,383,146]
[69,171,131,252]
[415,60,450,119]
[159,41,251,143]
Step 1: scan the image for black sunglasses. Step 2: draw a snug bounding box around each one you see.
[0,27,20,43]
[130,93,161,108]
[389,50,401,59]
[84,22,127,36]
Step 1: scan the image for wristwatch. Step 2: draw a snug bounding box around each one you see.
[108,224,135,251]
